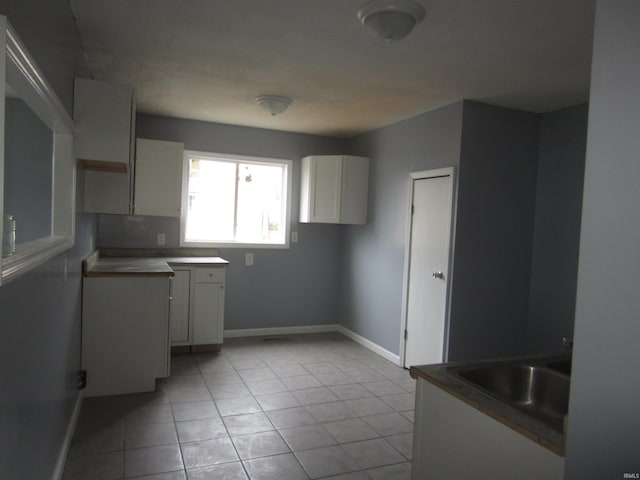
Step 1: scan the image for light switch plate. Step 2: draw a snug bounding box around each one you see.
[245,253,254,266]
[292,231,298,243]
[157,233,166,246]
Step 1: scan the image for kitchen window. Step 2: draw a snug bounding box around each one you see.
[180,151,291,248]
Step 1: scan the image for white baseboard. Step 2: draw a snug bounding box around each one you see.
[224,324,339,338]
[336,325,402,366]
[223,324,401,366]
[52,392,83,480]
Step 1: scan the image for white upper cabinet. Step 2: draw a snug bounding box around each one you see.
[134,139,184,217]
[73,78,135,172]
[300,155,369,225]
[75,78,136,214]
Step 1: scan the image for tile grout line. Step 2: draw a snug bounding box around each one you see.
[167,383,188,480]
[64,334,414,480]
[223,352,311,479]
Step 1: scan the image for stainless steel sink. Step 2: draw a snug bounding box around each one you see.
[448,361,570,432]
[547,358,571,375]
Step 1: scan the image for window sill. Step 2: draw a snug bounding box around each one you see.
[180,240,290,250]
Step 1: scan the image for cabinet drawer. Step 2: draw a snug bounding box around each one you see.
[194,267,226,283]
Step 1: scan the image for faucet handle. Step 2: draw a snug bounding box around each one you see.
[562,337,574,350]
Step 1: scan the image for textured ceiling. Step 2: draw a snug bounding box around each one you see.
[70,0,595,137]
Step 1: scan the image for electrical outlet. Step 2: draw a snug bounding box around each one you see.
[77,370,87,390]
[245,253,254,266]
[157,233,166,246]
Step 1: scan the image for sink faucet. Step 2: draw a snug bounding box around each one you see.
[562,337,574,352]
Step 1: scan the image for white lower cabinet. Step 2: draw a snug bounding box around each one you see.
[412,379,565,480]
[81,275,171,397]
[170,266,226,347]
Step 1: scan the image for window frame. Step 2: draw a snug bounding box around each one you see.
[179,150,292,249]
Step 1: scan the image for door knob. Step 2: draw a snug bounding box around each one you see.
[432,271,444,279]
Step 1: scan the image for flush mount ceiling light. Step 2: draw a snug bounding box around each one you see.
[255,95,293,116]
[357,0,426,43]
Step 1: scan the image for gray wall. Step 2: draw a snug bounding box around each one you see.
[447,102,540,361]
[0,1,93,478]
[341,100,543,360]
[565,0,640,477]
[0,0,89,110]
[126,101,577,364]
[342,101,465,355]
[527,104,588,354]
[99,114,348,330]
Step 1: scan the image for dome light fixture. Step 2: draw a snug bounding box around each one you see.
[357,0,426,43]
[255,95,293,116]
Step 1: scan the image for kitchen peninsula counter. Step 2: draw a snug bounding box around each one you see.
[410,356,567,457]
[410,357,568,479]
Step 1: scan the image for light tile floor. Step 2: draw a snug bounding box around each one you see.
[63,332,415,480]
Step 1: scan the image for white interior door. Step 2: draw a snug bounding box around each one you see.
[404,172,454,368]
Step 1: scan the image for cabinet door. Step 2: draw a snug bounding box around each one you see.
[134,139,184,217]
[312,156,342,222]
[76,78,135,213]
[82,276,170,397]
[300,156,342,223]
[74,78,134,171]
[169,269,191,344]
[192,282,225,345]
[300,155,369,224]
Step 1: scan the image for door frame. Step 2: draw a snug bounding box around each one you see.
[399,167,458,367]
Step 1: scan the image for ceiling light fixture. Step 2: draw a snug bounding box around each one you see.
[357,0,426,43]
[255,95,293,116]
